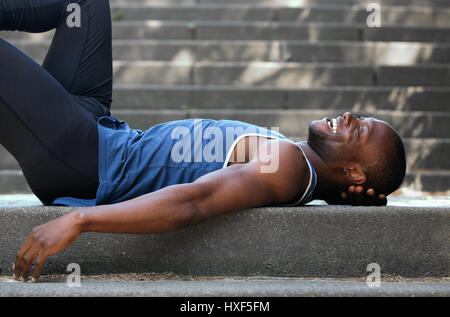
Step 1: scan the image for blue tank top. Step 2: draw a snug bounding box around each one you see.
[52,116,316,207]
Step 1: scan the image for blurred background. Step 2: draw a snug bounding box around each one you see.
[0,0,449,196]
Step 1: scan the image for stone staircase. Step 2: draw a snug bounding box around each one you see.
[1,0,450,194]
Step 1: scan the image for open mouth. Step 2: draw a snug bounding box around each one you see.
[327,118,338,134]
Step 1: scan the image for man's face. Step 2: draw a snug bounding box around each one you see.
[307,112,396,171]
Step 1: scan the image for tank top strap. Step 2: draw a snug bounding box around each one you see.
[282,141,318,206]
[223,133,317,206]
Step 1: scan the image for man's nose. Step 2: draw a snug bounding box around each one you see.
[343,112,356,127]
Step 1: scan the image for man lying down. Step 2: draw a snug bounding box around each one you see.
[13,112,406,282]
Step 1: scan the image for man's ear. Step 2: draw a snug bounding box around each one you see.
[343,167,367,185]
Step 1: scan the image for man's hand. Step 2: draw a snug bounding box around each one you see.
[13,211,83,283]
[340,185,387,206]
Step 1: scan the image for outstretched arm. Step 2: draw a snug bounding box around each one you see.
[79,161,287,234]
[13,141,307,282]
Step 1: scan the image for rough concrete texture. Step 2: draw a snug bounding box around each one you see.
[0,198,448,278]
[108,0,450,6]
[11,40,450,65]
[0,278,449,297]
[105,5,450,26]
[2,22,450,42]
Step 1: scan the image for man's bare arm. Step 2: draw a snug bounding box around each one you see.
[13,141,307,282]
[80,164,284,234]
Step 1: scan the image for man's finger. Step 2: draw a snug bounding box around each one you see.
[378,194,387,206]
[366,188,377,206]
[31,253,49,283]
[13,236,34,280]
[20,247,39,282]
[347,185,356,203]
[353,185,365,206]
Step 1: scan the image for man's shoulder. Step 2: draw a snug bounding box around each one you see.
[258,139,310,204]
[278,140,309,178]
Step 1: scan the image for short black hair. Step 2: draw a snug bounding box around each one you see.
[365,128,406,196]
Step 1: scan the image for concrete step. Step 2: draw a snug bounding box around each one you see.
[109,61,450,87]
[103,108,450,138]
[398,139,450,170]
[17,57,450,87]
[0,171,30,194]
[0,168,449,195]
[110,0,450,8]
[2,138,449,170]
[1,277,449,297]
[0,203,448,278]
[111,85,450,112]
[10,39,450,65]
[403,170,450,193]
[0,168,448,194]
[3,22,450,42]
[108,4,450,27]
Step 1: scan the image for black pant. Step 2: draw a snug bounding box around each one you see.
[0,0,113,205]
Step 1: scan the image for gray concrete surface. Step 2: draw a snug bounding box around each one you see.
[109,108,450,138]
[0,196,448,278]
[107,4,450,26]
[0,278,449,297]
[108,0,450,7]
[1,169,449,194]
[11,40,450,65]
[107,85,450,111]
[3,22,450,42]
[109,61,450,87]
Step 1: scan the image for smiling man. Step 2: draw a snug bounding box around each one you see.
[1,0,406,282]
[307,113,406,200]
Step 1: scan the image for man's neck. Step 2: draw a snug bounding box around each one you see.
[297,141,341,201]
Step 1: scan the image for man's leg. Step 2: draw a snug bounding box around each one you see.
[0,38,100,205]
[42,0,113,112]
[0,0,117,204]
[1,0,113,114]
[0,0,69,33]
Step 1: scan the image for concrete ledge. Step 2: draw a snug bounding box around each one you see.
[109,85,450,113]
[12,40,450,65]
[0,204,448,278]
[108,0,450,7]
[108,61,450,87]
[0,279,449,297]
[0,169,449,194]
[109,108,450,139]
[106,4,450,27]
[3,22,450,42]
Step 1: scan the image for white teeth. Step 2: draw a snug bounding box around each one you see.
[327,118,337,134]
[332,118,337,134]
